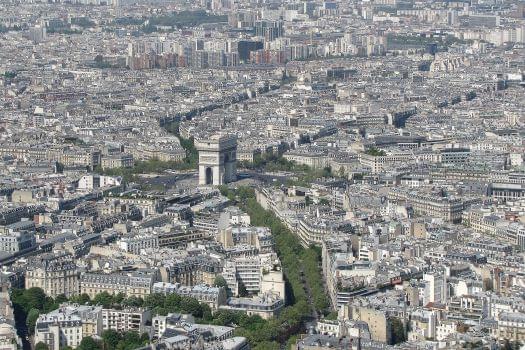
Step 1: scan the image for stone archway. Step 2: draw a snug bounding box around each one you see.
[205,167,213,185]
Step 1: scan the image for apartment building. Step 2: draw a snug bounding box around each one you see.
[80,270,157,299]
[387,190,465,223]
[220,293,284,320]
[163,255,222,287]
[0,230,36,254]
[34,304,102,350]
[153,282,227,310]
[497,312,525,342]
[101,307,151,334]
[25,254,80,298]
[117,233,159,254]
[100,154,134,170]
[297,216,353,247]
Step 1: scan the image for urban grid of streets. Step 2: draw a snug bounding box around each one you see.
[0,0,525,350]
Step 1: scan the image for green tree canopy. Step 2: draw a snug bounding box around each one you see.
[55,294,68,304]
[238,280,249,297]
[213,275,228,289]
[77,337,102,350]
[26,308,40,334]
[122,296,143,308]
[92,292,114,308]
[144,293,165,309]
[364,147,386,156]
[102,329,122,350]
[390,317,406,345]
[35,342,49,350]
[24,287,47,311]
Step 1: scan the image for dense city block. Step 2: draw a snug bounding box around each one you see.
[0,0,525,349]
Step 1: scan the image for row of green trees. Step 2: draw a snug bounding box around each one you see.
[3,71,17,79]
[88,291,307,349]
[35,329,149,350]
[218,186,332,349]
[364,147,386,157]
[112,17,145,26]
[301,247,330,311]
[140,292,212,320]
[11,288,68,336]
[12,286,301,350]
[239,153,309,172]
[238,187,330,314]
[70,17,96,28]
[0,25,22,33]
[164,121,198,167]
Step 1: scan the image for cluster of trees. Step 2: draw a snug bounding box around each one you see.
[164,121,198,167]
[94,159,172,182]
[387,33,440,46]
[143,10,227,32]
[364,147,386,157]
[47,28,83,35]
[64,136,85,146]
[324,311,338,320]
[140,292,212,320]
[68,291,146,309]
[93,55,116,69]
[219,186,331,349]
[63,291,213,320]
[239,154,338,186]
[389,317,406,345]
[387,34,469,51]
[100,329,149,350]
[11,288,68,336]
[239,154,308,173]
[3,71,17,79]
[45,20,84,35]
